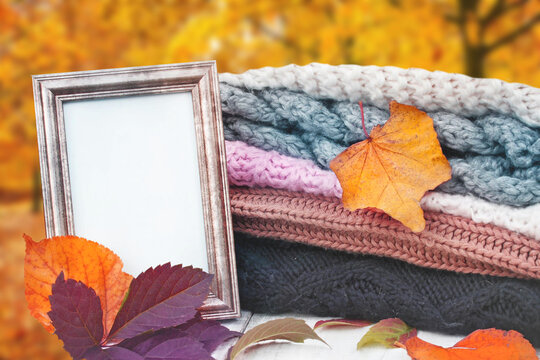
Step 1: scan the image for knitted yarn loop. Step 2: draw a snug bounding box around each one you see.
[220,84,540,207]
[225,140,540,240]
[235,233,540,346]
[223,64,540,349]
[220,63,540,127]
[230,186,540,279]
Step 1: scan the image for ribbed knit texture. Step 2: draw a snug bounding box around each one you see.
[226,140,540,240]
[224,64,540,347]
[219,63,540,127]
[230,186,540,279]
[234,233,540,346]
[220,84,540,207]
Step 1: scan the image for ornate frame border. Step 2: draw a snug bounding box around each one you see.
[32,61,240,320]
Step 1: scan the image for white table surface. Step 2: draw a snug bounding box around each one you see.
[212,311,540,360]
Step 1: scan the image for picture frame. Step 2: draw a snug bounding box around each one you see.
[32,61,240,320]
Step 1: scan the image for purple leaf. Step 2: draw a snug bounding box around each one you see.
[107,263,213,342]
[115,327,186,354]
[178,316,242,353]
[144,337,213,360]
[118,319,239,355]
[87,339,212,360]
[131,328,187,355]
[115,331,156,351]
[84,346,144,360]
[48,272,104,360]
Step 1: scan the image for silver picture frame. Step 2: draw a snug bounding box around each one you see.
[32,61,240,320]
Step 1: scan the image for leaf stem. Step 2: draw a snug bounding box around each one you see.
[359,101,369,139]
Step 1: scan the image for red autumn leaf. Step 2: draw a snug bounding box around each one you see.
[24,235,132,337]
[330,101,452,232]
[106,263,213,343]
[116,315,241,356]
[176,315,242,353]
[83,346,143,360]
[403,328,537,360]
[141,338,213,360]
[48,273,104,360]
[108,336,213,360]
[314,319,371,330]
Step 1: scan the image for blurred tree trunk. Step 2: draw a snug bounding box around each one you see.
[465,47,485,78]
[458,0,484,78]
[450,0,540,78]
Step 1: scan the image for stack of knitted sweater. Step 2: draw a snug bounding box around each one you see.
[218,64,540,346]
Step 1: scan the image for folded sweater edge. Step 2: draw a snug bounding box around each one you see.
[219,62,540,128]
[226,140,540,240]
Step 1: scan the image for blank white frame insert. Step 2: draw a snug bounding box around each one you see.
[63,92,208,275]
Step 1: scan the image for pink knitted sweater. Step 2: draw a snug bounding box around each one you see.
[230,186,540,279]
[226,140,540,240]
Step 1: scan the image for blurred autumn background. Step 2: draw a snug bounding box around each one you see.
[0,0,539,358]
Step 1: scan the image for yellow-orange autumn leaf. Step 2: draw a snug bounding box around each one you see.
[330,101,451,232]
[403,329,537,360]
[24,235,132,338]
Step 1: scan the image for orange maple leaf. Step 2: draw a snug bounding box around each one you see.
[24,235,133,338]
[330,101,451,232]
[403,329,537,360]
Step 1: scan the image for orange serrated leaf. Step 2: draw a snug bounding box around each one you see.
[403,328,537,360]
[330,101,451,232]
[24,234,133,338]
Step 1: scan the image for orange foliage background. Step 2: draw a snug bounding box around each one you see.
[0,0,539,358]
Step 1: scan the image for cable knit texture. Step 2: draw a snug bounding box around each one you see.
[235,233,540,346]
[219,63,540,127]
[220,84,540,207]
[226,140,540,240]
[224,64,540,345]
[230,186,540,279]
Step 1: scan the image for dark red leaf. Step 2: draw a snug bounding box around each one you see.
[87,329,213,360]
[117,315,240,356]
[178,315,242,353]
[84,346,143,360]
[114,330,157,351]
[129,328,187,355]
[48,272,104,360]
[144,337,213,360]
[107,263,213,342]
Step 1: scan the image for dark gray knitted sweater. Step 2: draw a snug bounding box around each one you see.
[234,232,540,346]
